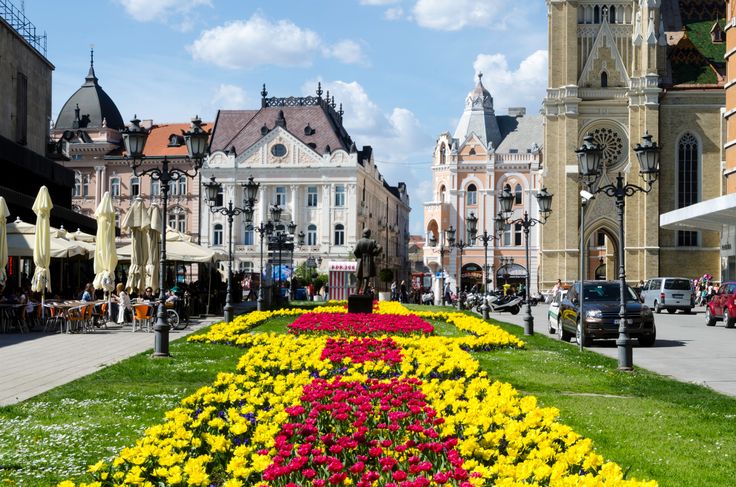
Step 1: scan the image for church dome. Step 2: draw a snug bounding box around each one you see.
[55,51,124,130]
[465,73,494,111]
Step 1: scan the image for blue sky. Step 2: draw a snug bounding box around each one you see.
[25,0,548,233]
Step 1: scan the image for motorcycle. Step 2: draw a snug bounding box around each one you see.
[484,292,523,315]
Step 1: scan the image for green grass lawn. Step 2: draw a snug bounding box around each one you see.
[1,307,734,486]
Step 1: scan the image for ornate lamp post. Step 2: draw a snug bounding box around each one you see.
[499,184,554,336]
[241,176,278,311]
[577,132,660,370]
[468,212,502,320]
[121,115,209,357]
[445,225,470,310]
[270,220,295,306]
[428,232,450,305]
[203,176,252,323]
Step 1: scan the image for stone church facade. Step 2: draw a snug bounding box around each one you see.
[543,0,725,288]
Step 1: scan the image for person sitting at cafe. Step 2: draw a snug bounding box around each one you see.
[112,283,132,324]
[81,283,94,302]
[142,287,155,302]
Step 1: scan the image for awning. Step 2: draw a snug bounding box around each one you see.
[117,229,226,263]
[660,193,736,232]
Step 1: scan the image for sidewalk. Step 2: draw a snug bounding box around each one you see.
[0,316,222,406]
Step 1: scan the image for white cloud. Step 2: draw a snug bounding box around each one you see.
[210,84,249,110]
[472,50,548,111]
[323,40,368,65]
[189,14,367,69]
[384,7,405,20]
[116,0,210,25]
[412,0,508,31]
[360,0,401,5]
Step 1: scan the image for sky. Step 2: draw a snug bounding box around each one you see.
[23,0,548,234]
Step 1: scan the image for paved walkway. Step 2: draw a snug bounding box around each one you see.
[0,317,221,406]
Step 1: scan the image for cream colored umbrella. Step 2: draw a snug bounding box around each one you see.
[122,198,150,293]
[0,197,9,288]
[93,192,117,294]
[31,186,53,295]
[146,204,161,293]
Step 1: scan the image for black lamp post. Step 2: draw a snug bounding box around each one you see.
[499,183,554,336]
[270,221,295,306]
[469,212,501,320]
[241,176,278,311]
[121,115,209,358]
[203,176,253,323]
[445,225,470,310]
[428,232,450,305]
[577,132,660,370]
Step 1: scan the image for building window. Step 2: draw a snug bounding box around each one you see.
[167,179,185,195]
[597,231,606,246]
[609,5,616,23]
[439,144,446,164]
[503,223,512,246]
[307,186,318,207]
[276,186,287,206]
[110,177,120,197]
[131,177,140,197]
[213,224,223,246]
[466,184,477,205]
[240,261,254,273]
[151,179,160,196]
[271,143,287,157]
[439,185,446,203]
[335,185,345,207]
[594,5,600,23]
[244,227,254,245]
[73,173,82,197]
[514,223,523,246]
[178,178,186,195]
[601,71,608,88]
[82,175,90,197]
[168,209,186,233]
[15,72,27,145]
[514,184,522,205]
[334,223,345,245]
[678,132,700,247]
[307,224,317,245]
[215,186,224,207]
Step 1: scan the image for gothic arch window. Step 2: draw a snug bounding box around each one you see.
[601,71,608,88]
[677,132,700,247]
[609,5,616,23]
[439,185,446,203]
[439,144,446,164]
[594,5,600,23]
[466,184,477,205]
[514,184,523,205]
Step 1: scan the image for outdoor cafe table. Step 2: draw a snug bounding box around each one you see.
[44,300,106,333]
[0,303,26,333]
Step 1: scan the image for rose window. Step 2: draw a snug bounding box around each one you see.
[590,127,625,168]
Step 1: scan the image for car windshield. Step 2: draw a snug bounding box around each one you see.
[664,279,691,291]
[582,283,639,302]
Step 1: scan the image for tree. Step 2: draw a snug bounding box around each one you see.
[378,268,394,291]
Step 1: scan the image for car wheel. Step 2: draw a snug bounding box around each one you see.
[654,301,662,313]
[509,304,520,315]
[684,307,692,314]
[576,321,592,347]
[725,310,735,329]
[667,308,675,314]
[557,318,564,340]
[705,307,716,326]
[548,315,556,334]
[638,331,656,347]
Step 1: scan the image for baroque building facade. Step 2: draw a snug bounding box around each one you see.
[203,86,411,283]
[544,0,725,288]
[422,76,544,299]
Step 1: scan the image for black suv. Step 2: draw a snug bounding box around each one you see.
[558,281,656,347]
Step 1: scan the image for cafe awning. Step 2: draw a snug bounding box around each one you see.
[660,193,736,232]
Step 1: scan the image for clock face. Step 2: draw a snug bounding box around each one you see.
[271,143,287,157]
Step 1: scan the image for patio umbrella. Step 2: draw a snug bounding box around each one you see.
[0,197,9,288]
[122,198,150,294]
[146,204,161,292]
[31,186,52,295]
[92,192,117,294]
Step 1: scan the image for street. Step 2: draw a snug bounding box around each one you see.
[491,302,736,397]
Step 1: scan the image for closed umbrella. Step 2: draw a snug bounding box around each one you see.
[0,197,9,288]
[93,192,117,295]
[31,186,52,295]
[147,204,161,293]
[122,198,150,293]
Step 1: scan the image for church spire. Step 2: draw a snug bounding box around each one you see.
[85,45,98,85]
[453,73,503,148]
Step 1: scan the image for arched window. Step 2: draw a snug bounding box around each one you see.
[609,5,616,23]
[244,226,254,245]
[677,132,700,246]
[514,184,523,205]
[73,172,81,197]
[307,224,317,245]
[131,176,140,197]
[213,224,223,246]
[168,208,186,233]
[439,185,446,203]
[601,71,608,88]
[439,144,446,164]
[110,177,120,197]
[334,224,345,245]
[466,184,477,205]
[594,5,600,23]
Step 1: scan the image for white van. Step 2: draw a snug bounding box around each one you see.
[640,277,694,314]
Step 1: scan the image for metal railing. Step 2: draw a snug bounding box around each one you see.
[0,0,47,57]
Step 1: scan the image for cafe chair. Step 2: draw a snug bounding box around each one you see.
[132,304,154,333]
[43,304,64,333]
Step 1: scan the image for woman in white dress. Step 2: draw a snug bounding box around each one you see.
[113,283,132,324]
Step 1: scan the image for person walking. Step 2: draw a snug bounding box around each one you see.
[399,280,408,303]
[390,281,397,301]
[113,283,132,324]
[443,282,452,306]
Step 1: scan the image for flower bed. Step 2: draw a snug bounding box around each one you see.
[289,312,435,336]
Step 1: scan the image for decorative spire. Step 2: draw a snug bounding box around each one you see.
[316,82,323,98]
[478,72,483,83]
[331,96,336,108]
[338,103,344,118]
[261,83,268,108]
[85,45,98,84]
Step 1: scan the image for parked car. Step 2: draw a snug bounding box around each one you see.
[640,277,694,314]
[547,289,567,336]
[705,281,736,327]
[558,281,656,347]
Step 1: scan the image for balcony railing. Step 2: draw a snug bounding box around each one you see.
[0,0,47,57]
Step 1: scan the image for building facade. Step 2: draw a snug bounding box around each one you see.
[203,86,411,284]
[545,0,725,288]
[422,76,544,299]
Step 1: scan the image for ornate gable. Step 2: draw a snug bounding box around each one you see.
[236,126,324,168]
[578,17,630,88]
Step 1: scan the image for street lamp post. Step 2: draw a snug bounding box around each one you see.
[428,233,450,305]
[270,221,296,306]
[445,225,470,310]
[499,184,554,336]
[203,177,253,323]
[468,212,502,320]
[577,132,660,370]
[241,176,279,311]
[121,115,209,357]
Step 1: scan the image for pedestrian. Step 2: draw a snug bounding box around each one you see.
[390,281,397,301]
[443,282,452,305]
[399,280,408,303]
[112,283,132,324]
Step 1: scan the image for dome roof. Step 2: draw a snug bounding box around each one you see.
[55,52,124,131]
[465,73,494,111]
[453,73,502,148]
